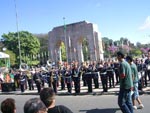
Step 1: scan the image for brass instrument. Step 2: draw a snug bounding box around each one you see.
[19,63,29,72]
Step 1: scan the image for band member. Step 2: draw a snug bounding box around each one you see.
[33,71,42,93]
[140,59,147,87]
[106,60,115,88]
[72,64,80,94]
[26,71,34,90]
[40,70,47,87]
[114,59,120,84]
[135,59,144,90]
[145,49,150,86]
[46,69,52,87]
[51,68,59,94]
[19,71,26,92]
[14,71,20,88]
[65,65,72,94]
[85,61,93,93]
[81,62,87,86]
[100,62,108,92]
[92,61,99,89]
[59,65,66,90]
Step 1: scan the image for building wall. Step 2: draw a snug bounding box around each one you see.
[48,21,104,64]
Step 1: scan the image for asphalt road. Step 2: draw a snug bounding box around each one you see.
[0,94,149,113]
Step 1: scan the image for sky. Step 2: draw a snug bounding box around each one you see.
[0,0,150,44]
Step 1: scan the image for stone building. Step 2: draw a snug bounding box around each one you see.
[48,21,104,64]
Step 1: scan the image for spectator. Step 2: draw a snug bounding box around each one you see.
[1,98,16,113]
[24,98,47,113]
[126,56,144,110]
[40,87,73,113]
[116,51,134,113]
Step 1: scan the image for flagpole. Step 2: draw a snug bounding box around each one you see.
[14,0,21,69]
[63,17,68,63]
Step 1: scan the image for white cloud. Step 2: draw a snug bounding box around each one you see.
[139,16,150,30]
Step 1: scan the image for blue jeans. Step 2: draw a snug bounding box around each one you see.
[118,88,133,113]
[133,83,139,100]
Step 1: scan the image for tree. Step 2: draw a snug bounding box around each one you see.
[82,38,89,61]
[130,48,142,57]
[60,42,67,61]
[34,33,48,52]
[5,50,16,67]
[107,45,119,57]
[2,31,40,66]
[102,37,110,50]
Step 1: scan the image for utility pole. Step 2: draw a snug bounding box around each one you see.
[14,0,21,69]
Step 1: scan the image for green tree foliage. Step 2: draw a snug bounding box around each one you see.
[130,48,142,57]
[2,31,40,66]
[5,50,16,66]
[102,37,110,49]
[82,38,89,61]
[102,37,144,58]
[60,42,67,61]
[34,33,48,52]
[102,37,112,58]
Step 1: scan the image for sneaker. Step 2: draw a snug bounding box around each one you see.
[138,104,144,109]
[133,106,137,110]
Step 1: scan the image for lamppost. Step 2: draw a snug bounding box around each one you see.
[14,0,21,69]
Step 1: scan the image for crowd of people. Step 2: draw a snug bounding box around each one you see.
[0,53,149,94]
[1,59,120,94]
[1,50,150,113]
[0,87,73,113]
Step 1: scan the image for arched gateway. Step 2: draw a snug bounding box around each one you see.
[48,21,104,64]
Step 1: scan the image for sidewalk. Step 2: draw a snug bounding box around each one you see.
[0,82,150,96]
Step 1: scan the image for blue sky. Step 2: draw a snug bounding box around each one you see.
[0,0,150,44]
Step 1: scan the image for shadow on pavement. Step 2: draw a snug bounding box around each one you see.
[80,108,120,113]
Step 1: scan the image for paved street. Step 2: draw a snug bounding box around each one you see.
[0,80,150,113]
[1,80,150,95]
[0,94,149,113]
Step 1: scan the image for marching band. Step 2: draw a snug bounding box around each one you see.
[0,57,149,94]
